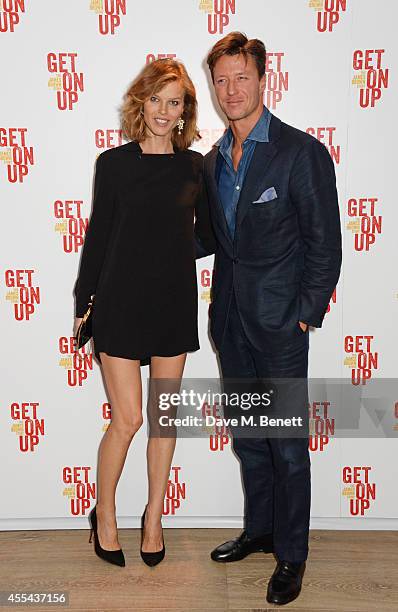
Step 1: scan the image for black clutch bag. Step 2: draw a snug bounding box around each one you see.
[75,294,95,349]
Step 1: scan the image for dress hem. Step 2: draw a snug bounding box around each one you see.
[94,345,200,366]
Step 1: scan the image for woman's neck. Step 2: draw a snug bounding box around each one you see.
[140,134,174,154]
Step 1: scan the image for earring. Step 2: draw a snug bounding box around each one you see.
[177,117,185,134]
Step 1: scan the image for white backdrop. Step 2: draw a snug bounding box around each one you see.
[1,0,397,531]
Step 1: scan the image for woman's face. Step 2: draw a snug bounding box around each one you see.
[143,80,185,140]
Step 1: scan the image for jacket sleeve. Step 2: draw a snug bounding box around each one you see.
[194,168,217,259]
[289,139,342,327]
[73,152,116,317]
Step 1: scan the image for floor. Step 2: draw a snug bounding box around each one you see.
[0,528,397,611]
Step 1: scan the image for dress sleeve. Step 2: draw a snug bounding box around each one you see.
[194,166,217,259]
[73,152,116,317]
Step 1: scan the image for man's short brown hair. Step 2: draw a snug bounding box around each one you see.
[207,31,266,81]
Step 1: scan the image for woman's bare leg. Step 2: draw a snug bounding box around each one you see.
[142,353,187,552]
[96,352,142,550]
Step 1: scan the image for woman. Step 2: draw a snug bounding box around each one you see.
[73,58,215,567]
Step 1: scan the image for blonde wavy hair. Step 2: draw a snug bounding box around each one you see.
[120,58,201,150]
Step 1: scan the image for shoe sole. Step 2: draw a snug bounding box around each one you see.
[211,548,273,562]
[266,586,302,605]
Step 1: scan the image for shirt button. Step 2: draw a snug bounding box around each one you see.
[236,185,240,190]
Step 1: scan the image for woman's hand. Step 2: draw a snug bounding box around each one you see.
[73,317,83,337]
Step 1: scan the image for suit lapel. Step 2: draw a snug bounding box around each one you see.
[206,147,233,246]
[235,140,278,232]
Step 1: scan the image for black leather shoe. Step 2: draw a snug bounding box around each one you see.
[140,505,165,566]
[266,560,306,605]
[88,505,125,567]
[210,530,273,562]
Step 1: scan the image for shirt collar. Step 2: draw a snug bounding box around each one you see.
[215,105,271,155]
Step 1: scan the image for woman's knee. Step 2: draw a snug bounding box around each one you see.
[111,414,143,440]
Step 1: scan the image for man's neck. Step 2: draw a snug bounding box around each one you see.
[229,105,264,149]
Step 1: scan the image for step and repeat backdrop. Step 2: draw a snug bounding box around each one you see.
[1,0,397,530]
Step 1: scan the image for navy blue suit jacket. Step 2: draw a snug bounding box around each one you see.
[202,113,342,352]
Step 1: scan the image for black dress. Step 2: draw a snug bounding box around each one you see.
[74,141,215,366]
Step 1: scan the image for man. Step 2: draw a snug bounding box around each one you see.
[202,32,342,606]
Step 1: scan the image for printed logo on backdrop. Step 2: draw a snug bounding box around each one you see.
[10,402,44,453]
[199,0,236,35]
[198,128,226,154]
[309,401,335,452]
[47,53,84,111]
[146,53,176,64]
[0,128,34,183]
[90,0,126,35]
[95,129,123,156]
[163,467,185,515]
[344,335,378,386]
[102,402,112,431]
[306,127,341,165]
[202,401,231,452]
[308,0,346,33]
[200,268,214,309]
[352,49,389,108]
[0,0,25,32]
[265,52,288,110]
[346,197,382,251]
[326,287,337,314]
[342,466,376,515]
[59,337,94,387]
[54,200,88,254]
[63,466,95,515]
[5,269,40,320]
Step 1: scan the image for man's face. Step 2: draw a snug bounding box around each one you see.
[212,53,265,122]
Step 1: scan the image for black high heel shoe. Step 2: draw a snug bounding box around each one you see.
[88,505,125,567]
[140,505,165,566]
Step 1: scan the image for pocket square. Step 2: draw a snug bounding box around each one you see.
[253,186,278,203]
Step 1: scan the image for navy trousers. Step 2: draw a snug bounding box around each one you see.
[218,290,311,563]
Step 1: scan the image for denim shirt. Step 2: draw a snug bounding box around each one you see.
[216,106,271,237]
